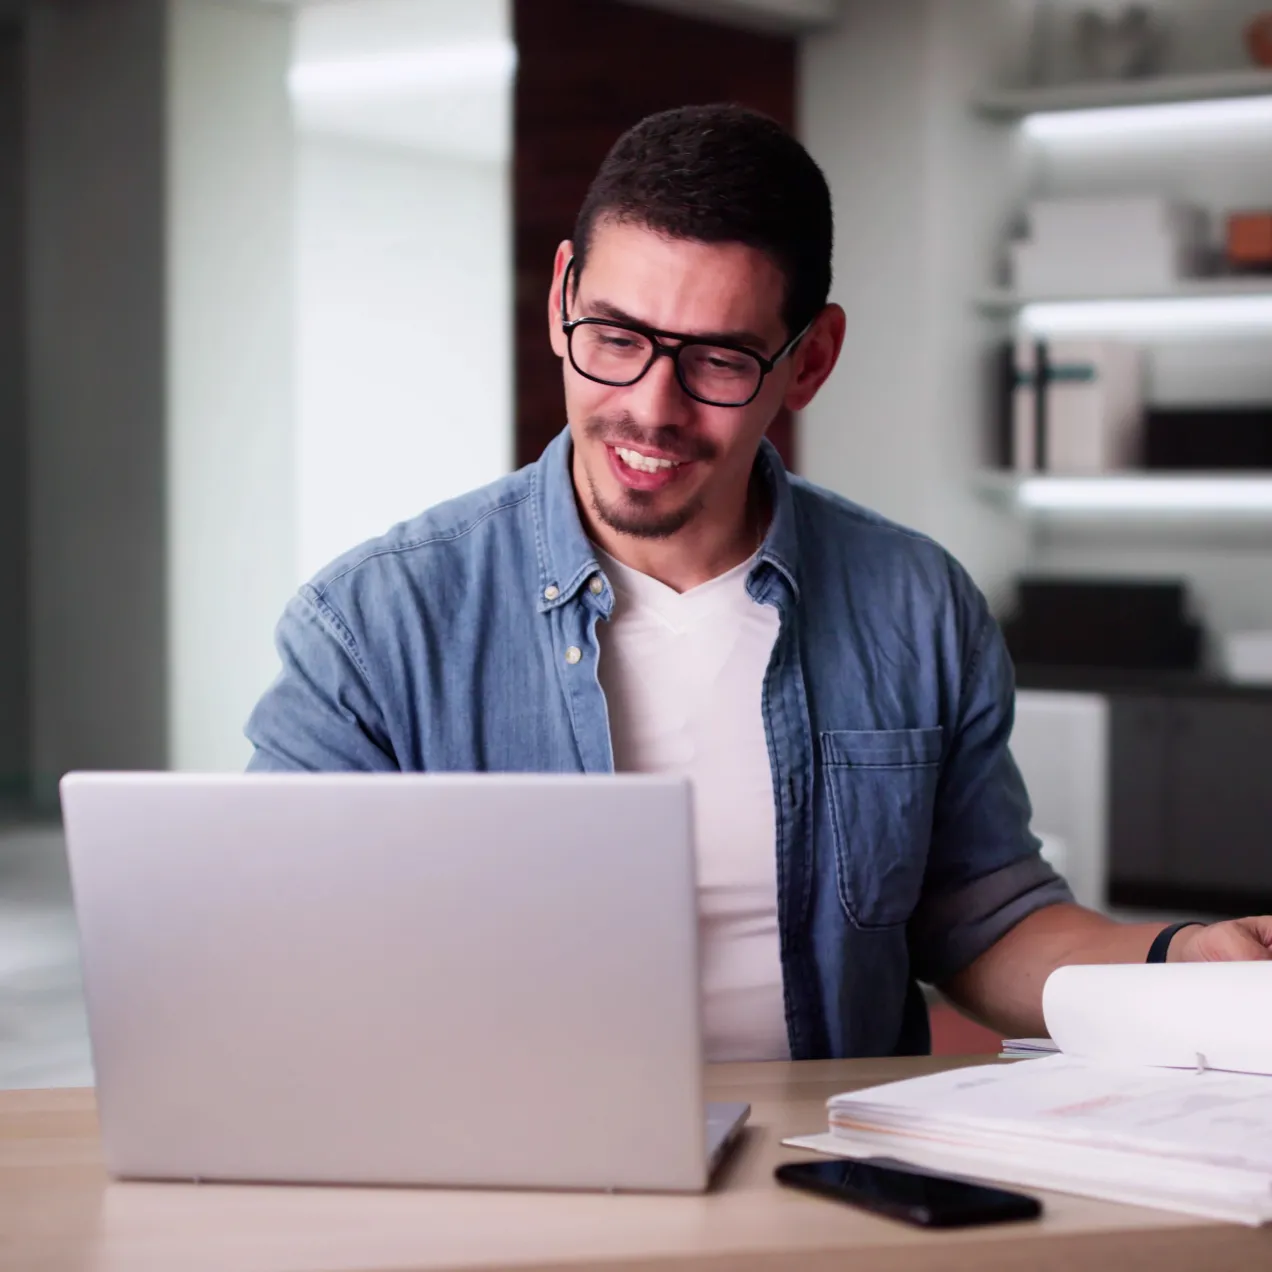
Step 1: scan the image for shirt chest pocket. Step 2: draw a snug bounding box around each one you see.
[820,727,943,931]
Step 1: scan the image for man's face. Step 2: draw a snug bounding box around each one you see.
[549,221,795,542]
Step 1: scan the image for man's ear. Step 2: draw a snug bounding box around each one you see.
[547,241,574,359]
[782,303,846,412]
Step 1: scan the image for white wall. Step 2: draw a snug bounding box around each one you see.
[22,0,513,783]
[291,0,513,579]
[25,0,296,788]
[0,23,27,795]
[167,0,295,772]
[798,0,1032,602]
[25,0,169,799]
[295,143,510,575]
[798,0,928,521]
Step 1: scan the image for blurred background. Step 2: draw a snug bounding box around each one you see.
[2,0,1271,1080]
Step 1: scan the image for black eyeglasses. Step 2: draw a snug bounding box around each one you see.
[559,257,810,408]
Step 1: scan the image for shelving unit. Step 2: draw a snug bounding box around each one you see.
[972,68,1272,119]
[973,64,1272,526]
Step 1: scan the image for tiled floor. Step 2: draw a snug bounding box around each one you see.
[0,821,93,1089]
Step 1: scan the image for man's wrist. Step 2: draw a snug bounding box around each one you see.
[1149,921,1204,963]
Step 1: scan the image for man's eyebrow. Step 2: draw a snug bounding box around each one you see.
[585,297,770,352]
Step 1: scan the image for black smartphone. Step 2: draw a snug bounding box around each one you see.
[775,1158,1043,1228]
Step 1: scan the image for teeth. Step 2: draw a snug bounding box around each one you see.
[615,446,681,474]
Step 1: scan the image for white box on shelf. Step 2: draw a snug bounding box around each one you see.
[1026,196,1208,248]
[1218,631,1272,683]
[1011,196,1210,294]
[1009,234,1205,295]
[1012,339,1143,473]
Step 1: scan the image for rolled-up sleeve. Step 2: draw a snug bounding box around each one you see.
[908,590,1073,986]
[245,587,398,773]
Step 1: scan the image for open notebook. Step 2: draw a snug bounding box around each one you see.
[785,963,1272,1225]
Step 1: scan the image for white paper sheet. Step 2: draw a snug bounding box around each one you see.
[1042,962,1272,1076]
[1000,1038,1059,1059]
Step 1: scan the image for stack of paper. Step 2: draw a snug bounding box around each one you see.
[785,963,1272,1225]
[999,1037,1059,1059]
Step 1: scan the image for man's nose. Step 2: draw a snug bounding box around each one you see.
[624,347,695,427]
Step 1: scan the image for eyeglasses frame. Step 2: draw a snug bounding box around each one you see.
[558,255,812,409]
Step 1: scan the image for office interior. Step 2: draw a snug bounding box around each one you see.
[2,0,1272,1086]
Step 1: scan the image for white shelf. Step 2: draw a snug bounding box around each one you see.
[976,278,1272,316]
[976,471,1272,518]
[973,68,1272,119]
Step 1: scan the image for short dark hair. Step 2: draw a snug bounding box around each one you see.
[572,103,833,340]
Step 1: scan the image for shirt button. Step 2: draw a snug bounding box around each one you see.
[543,585,560,601]
[589,576,604,595]
[564,646,582,665]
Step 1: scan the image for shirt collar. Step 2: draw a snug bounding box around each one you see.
[532,426,801,611]
[753,436,801,601]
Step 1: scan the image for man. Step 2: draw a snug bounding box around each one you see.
[247,105,1272,1061]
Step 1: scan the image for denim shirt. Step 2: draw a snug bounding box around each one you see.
[246,428,1071,1059]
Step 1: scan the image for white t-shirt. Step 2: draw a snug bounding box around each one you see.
[594,548,788,1062]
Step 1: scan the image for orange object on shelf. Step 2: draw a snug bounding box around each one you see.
[1248,12,1272,67]
[1227,211,1272,269]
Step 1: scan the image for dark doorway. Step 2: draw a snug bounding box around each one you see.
[513,0,797,472]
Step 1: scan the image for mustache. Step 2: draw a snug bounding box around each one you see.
[584,413,718,464]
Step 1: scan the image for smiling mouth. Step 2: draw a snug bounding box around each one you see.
[612,445,685,474]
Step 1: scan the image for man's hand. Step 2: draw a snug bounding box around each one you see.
[1168,916,1272,962]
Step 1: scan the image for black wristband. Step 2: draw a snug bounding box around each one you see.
[1146,921,1203,964]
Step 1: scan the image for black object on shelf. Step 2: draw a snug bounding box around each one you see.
[1000,577,1203,672]
[993,341,1015,469]
[1143,406,1272,470]
[991,338,1052,471]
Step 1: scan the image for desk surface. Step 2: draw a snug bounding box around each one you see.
[4,1057,1270,1272]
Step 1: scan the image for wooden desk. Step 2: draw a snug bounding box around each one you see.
[3,1057,1269,1271]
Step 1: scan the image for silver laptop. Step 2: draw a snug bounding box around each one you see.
[59,772,748,1193]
